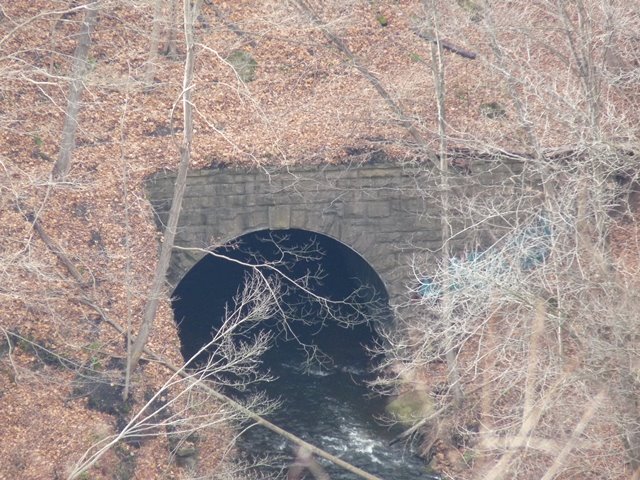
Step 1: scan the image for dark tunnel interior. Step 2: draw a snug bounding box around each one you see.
[169,229,443,479]
[171,228,391,370]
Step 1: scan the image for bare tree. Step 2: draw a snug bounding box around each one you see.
[52,2,99,180]
[373,0,640,478]
[424,0,464,408]
[68,272,281,479]
[69,268,386,480]
[143,0,166,87]
[127,0,202,376]
[144,0,179,87]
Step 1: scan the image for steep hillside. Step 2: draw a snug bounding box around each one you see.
[1,1,639,479]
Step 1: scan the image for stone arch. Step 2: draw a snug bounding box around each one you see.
[169,222,391,296]
[146,160,524,307]
[171,227,391,362]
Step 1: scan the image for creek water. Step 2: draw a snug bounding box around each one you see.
[172,229,440,478]
[237,340,440,480]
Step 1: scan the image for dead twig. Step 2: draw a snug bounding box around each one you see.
[413,28,477,60]
[25,212,88,287]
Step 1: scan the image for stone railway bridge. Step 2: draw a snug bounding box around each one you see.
[146,157,523,307]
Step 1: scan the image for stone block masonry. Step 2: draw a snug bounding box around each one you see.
[146,156,526,306]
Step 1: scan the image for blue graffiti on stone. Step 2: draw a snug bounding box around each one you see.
[417,215,552,300]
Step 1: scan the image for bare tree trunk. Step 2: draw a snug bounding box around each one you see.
[539,389,605,480]
[52,3,98,180]
[119,91,134,400]
[128,0,202,374]
[481,1,558,210]
[165,0,178,58]
[557,0,611,269]
[424,0,464,407]
[483,302,548,480]
[618,374,640,474]
[476,308,498,476]
[143,0,165,87]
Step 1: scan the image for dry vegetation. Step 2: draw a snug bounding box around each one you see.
[0,0,639,479]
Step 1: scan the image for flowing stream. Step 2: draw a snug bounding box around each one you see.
[172,229,441,478]
[237,341,440,480]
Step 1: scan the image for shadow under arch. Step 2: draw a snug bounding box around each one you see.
[171,228,392,366]
[170,229,441,479]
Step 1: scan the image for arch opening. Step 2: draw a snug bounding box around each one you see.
[171,229,435,478]
[172,228,391,366]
